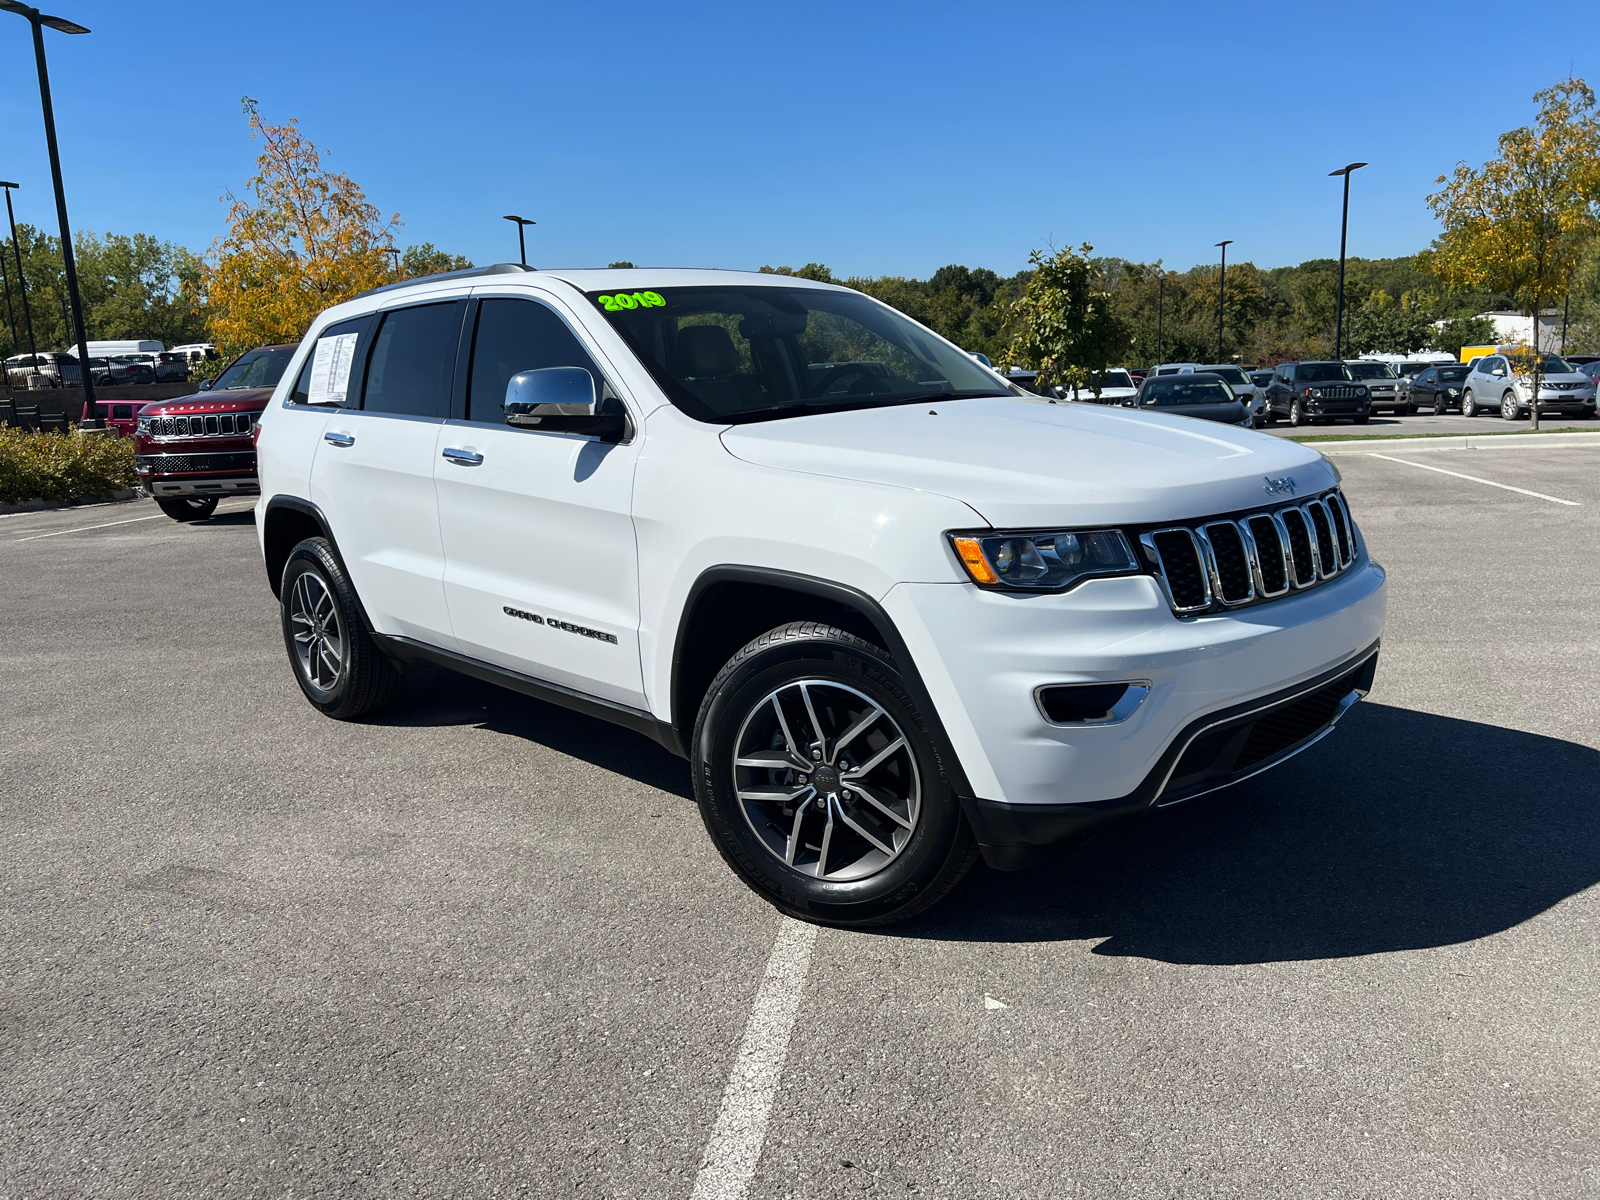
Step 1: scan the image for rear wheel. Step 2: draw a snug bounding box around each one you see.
[279,537,405,719]
[692,621,977,927]
[156,496,218,522]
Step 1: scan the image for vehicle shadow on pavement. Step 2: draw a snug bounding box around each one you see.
[897,702,1600,964]
[371,666,694,799]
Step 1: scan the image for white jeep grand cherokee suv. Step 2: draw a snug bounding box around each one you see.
[254,265,1387,926]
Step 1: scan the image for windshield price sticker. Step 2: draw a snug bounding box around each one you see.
[596,291,665,312]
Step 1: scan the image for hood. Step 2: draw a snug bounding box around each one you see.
[139,387,274,415]
[720,397,1335,528]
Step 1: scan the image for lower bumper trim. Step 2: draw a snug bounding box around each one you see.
[963,641,1381,871]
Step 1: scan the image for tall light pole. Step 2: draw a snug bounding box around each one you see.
[1,181,37,363]
[1156,275,1164,366]
[502,214,535,267]
[1328,162,1367,362]
[0,2,98,425]
[0,190,17,355]
[1215,239,1233,364]
[381,246,400,278]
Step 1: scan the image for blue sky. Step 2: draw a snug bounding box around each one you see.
[0,0,1593,279]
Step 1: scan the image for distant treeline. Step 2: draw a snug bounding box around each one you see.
[760,254,1556,366]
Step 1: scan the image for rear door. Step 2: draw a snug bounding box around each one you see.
[433,290,645,708]
[310,297,466,649]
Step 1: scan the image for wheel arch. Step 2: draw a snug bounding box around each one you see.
[668,566,976,801]
[262,495,341,599]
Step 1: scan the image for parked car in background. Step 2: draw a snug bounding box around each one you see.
[1265,362,1372,426]
[107,355,156,385]
[1067,368,1139,405]
[1347,361,1409,414]
[170,342,220,365]
[1578,360,1600,384]
[1407,364,1473,414]
[1197,365,1268,427]
[82,356,119,387]
[134,343,298,520]
[1249,369,1274,391]
[1132,372,1252,426]
[91,399,146,437]
[4,351,80,388]
[1460,353,1598,420]
[154,351,191,383]
[85,339,162,359]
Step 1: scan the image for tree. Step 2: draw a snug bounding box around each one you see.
[1004,244,1129,395]
[400,243,472,280]
[1428,76,1600,426]
[1429,314,1499,359]
[1346,290,1436,355]
[197,97,401,355]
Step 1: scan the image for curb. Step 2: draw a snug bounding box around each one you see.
[0,487,139,515]
[1311,431,1600,456]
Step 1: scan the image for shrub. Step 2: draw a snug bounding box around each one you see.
[0,427,137,505]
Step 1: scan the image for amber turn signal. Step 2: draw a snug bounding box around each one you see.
[951,536,999,585]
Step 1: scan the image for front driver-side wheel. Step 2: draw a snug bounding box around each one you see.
[1289,398,1307,427]
[1502,391,1520,421]
[692,621,977,927]
[279,537,405,719]
[1462,391,1478,418]
[156,496,219,522]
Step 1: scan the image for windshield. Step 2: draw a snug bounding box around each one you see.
[1091,370,1133,388]
[1438,365,1470,382]
[1298,362,1354,383]
[1204,366,1249,384]
[212,346,296,390]
[1345,362,1396,379]
[1509,355,1574,374]
[1141,378,1235,406]
[585,284,1010,423]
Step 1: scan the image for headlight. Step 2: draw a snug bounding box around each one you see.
[136,416,151,432]
[1309,388,1323,399]
[950,529,1139,591]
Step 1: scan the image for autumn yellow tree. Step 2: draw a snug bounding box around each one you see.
[1428,77,1600,427]
[198,98,400,355]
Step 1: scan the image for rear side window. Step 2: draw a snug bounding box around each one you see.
[290,316,372,406]
[466,298,605,424]
[362,301,462,418]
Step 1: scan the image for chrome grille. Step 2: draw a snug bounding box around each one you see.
[148,412,253,438]
[1142,489,1358,617]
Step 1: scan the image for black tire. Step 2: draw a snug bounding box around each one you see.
[1289,398,1307,427]
[1462,391,1478,418]
[1501,391,1520,421]
[156,496,218,522]
[692,621,978,927]
[278,537,405,720]
[1435,397,1449,416]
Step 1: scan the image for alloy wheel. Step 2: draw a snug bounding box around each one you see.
[288,570,345,694]
[732,679,920,882]
[1502,392,1518,420]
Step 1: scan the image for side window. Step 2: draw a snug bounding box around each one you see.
[1277,364,1294,382]
[362,301,462,418]
[466,298,608,424]
[290,315,372,406]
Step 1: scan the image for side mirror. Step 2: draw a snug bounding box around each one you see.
[199,379,213,391]
[504,366,626,441]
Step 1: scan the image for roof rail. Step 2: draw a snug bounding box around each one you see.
[354,261,535,300]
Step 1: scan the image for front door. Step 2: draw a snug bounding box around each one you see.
[434,293,645,709]
[309,299,466,649]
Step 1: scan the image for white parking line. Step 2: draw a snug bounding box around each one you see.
[690,917,819,1200]
[12,514,166,542]
[1368,453,1581,506]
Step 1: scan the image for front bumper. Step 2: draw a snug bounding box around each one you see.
[881,549,1388,869]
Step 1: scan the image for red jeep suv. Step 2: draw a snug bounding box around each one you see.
[134,344,298,521]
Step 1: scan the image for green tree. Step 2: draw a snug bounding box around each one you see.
[1346,290,1436,355]
[1429,76,1600,426]
[399,243,472,280]
[1430,314,1499,358]
[1004,244,1130,395]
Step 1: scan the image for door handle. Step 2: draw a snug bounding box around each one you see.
[442,447,484,466]
[324,431,355,447]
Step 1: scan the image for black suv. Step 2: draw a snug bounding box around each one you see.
[1265,362,1371,427]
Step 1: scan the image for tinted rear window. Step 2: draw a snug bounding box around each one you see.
[1296,363,1354,383]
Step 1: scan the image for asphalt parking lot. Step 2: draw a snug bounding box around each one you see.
[3,445,1599,1200]
[1262,411,1596,438]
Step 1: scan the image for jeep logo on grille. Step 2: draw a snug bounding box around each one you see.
[1263,475,1298,496]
